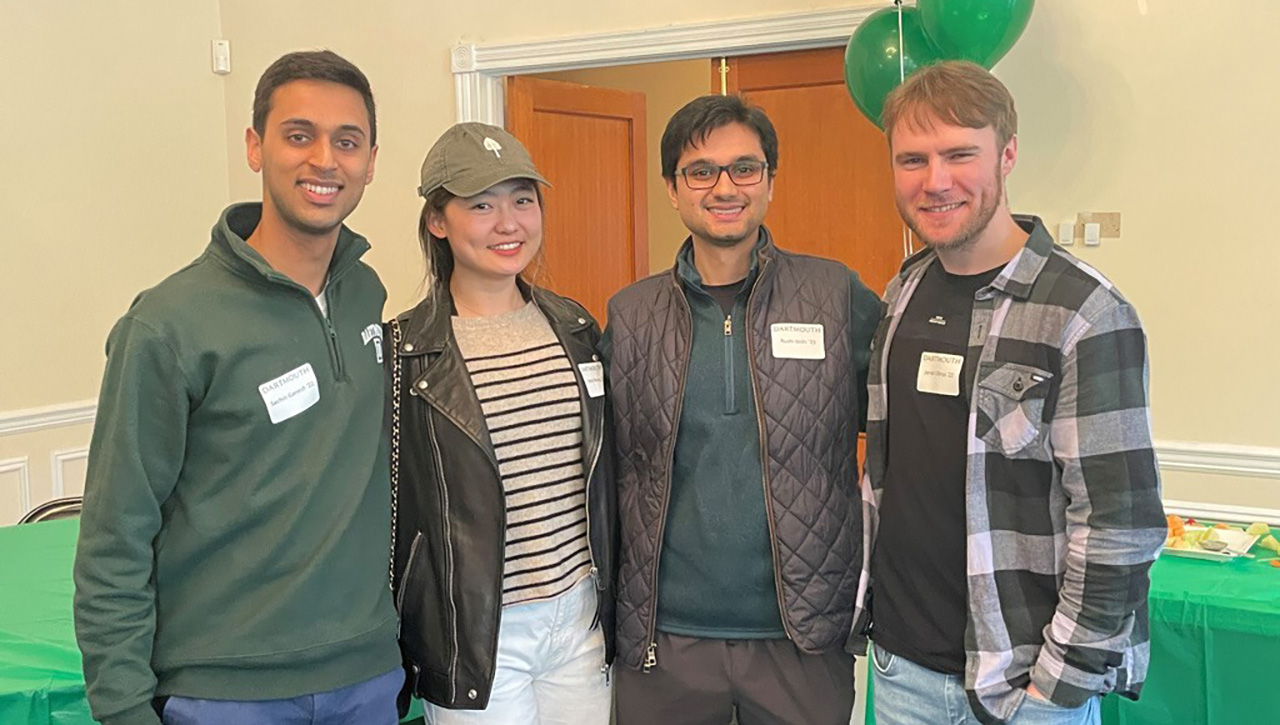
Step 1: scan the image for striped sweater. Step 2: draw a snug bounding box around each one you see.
[451,302,593,607]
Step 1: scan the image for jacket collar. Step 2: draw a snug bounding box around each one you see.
[396,278,591,356]
[895,215,1054,301]
[207,202,370,292]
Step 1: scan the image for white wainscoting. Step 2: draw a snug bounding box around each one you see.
[0,400,96,436]
[0,457,32,525]
[51,447,91,499]
[1163,499,1280,527]
[1155,440,1280,479]
[1,401,1278,522]
[1,400,96,524]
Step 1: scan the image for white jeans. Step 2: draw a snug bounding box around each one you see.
[424,577,611,725]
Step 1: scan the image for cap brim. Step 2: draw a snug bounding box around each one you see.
[440,168,551,198]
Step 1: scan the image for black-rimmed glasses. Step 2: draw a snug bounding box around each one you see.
[677,160,769,189]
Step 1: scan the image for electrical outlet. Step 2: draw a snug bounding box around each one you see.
[1083,223,1101,247]
[211,39,231,75]
[1057,222,1074,246]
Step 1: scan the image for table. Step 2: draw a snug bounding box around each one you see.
[5,521,1278,724]
[1102,545,1280,723]
[0,518,93,724]
[862,541,1280,724]
[0,519,424,724]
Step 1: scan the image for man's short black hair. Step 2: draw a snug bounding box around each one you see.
[252,50,377,146]
[660,95,778,181]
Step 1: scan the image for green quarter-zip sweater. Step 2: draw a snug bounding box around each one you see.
[74,203,400,725]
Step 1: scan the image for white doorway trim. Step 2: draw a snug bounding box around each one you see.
[450,5,878,125]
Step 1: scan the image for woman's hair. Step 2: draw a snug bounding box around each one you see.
[417,183,550,298]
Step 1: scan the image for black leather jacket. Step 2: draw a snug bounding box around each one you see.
[388,285,617,710]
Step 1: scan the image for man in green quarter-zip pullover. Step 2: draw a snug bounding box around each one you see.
[603,95,882,724]
[73,51,402,725]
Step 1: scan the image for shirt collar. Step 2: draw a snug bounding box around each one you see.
[897,215,1054,301]
[673,225,773,293]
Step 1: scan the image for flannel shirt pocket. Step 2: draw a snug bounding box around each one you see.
[976,361,1054,456]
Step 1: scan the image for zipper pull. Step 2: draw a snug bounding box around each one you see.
[643,641,658,673]
[724,315,732,336]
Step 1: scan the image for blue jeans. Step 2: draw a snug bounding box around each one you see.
[161,667,404,725]
[424,577,610,725]
[871,642,1100,725]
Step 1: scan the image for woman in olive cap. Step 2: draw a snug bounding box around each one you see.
[387,123,615,724]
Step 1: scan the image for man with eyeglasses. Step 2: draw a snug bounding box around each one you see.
[600,94,881,724]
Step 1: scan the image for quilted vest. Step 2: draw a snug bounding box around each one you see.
[606,235,862,669]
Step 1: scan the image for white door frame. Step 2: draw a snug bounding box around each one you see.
[449,5,878,125]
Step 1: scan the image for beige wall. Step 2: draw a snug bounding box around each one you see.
[3,0,1278,523]
[537,61,711,273]
[1,0,230,411]
[0,0,230,523]
[996,1,1280,507]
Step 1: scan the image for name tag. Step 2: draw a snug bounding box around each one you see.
[770,323,825,360]
[258,363,321,424]
[577,361,605,398]
[917,352,964,397]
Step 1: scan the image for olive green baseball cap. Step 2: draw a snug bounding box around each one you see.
[417,122,550,198]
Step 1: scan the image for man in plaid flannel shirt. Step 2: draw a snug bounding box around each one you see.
[854,61,1166,724]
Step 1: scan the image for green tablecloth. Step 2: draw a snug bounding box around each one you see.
[863,543,1280,724]
[5,519,1279,724]
[0,519,424,724]
[0,519,93,724]
[1102,547,1280,723]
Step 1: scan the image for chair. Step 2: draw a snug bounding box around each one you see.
[18,496,83,524]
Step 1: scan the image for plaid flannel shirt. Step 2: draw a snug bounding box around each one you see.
[853,216,1166,724]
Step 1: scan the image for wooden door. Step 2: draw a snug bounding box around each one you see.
[506,76,648,322]
[719,48,905,296]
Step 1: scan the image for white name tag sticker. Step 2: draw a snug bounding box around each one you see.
[578,361,605,398]
[917,352,964,397]
[258,363,321,424]
[770,323,825,360]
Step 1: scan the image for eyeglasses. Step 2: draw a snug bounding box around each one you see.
[677,160,769,190]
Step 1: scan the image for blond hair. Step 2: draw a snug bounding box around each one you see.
[882,61,1017,149]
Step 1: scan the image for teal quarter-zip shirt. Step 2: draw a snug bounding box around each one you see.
[654,239,786,637]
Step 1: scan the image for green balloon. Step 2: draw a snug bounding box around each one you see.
[917,0,1035,68]
[843,6,944,129]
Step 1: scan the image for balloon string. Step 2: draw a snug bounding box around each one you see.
[896,0,905,82]
[896,0,910,259]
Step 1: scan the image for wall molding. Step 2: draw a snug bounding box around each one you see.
[0,457,32,515]
[0,400,96,436]
[2,401,1278,522]
[1155,440,1280,479]
[51,447,91,498]
[451,5,878,125]
[1163,499,1280,527]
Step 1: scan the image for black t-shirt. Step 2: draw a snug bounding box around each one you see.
[871,261,1001,675]
[703,279,745,316]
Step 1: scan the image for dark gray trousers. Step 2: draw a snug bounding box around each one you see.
[614,632,855,725]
